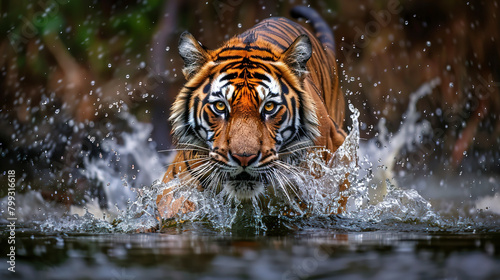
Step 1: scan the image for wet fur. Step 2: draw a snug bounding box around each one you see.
[157,7,347,219]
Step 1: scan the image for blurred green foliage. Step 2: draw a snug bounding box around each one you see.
[1,0,163,81]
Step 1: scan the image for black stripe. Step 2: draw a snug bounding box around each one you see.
[181,91,191,125]
[211,90,225,99]
[218,45,275,53]
[256,81,268,87]
[280,80,289,95]
[260,152,274,163]
[281,97,297,145]
[183,151,193,172]
[203,82,211,93]
[249,55,275,61]
[192,96,205,142]
[202,110,210,127]
[255,62,273,73]
[218,57,275,74]
[252,90,260,106]
[242,32,257,44]
[274,20,301,39]
[215,55,244,62]
[220,62,242,72]
[275,106,287,127]
[220,73,238,81]
[253,72,270,82]
[295,91,309,142]
[259,33,288,50]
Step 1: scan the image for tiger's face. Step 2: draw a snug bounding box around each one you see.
[170,32,320,200]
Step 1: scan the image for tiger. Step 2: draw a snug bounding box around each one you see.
[156,6,348,221]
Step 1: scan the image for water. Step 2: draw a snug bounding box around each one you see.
[1,228,499,280]
[1,80,500,279]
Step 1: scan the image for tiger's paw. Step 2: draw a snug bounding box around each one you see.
[156,187,196,224]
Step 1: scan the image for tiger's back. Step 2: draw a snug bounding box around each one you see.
[235,13,346,152]
[241,14,345,128]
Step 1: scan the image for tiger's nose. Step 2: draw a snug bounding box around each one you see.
[231,152,258,167]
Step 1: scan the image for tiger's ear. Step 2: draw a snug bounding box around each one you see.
[178,32,210,79]
[282,35,312,78]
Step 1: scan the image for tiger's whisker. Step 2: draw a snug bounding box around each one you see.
[278,145,323,156]
[162,157,210,170]
[159,148,209,153]
[271,160,306,176]
[273,167,301,200]
[279,140,315,152]
[175,142,211,151]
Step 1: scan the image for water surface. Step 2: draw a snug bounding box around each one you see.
[2,223,499,280]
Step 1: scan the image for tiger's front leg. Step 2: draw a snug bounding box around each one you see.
[156,151,202,221]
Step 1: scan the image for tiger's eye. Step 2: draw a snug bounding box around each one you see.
[215,101,226,112]
[264,102,275,112]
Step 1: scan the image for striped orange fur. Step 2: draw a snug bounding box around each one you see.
[157,7,347,220]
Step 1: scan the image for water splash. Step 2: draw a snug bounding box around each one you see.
[79,113,165,216]
[345,78,443,225]
[148,103,360,232]
[7,79,496,234]
[2,112,167,233]
[152,93,442,232]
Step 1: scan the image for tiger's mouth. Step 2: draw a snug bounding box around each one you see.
[231,171,257,181]
[224,171,267,199]
[230,171,271,185]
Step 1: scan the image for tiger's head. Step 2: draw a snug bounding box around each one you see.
[169,32,320,200]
